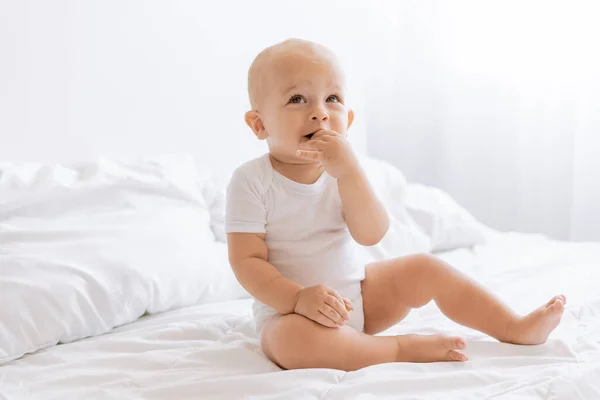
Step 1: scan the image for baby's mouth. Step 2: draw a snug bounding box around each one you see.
[303,132,316,140]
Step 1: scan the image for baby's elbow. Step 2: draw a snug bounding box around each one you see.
[357,220,390,247]
[356,236,382,247]
[354,230,387,247]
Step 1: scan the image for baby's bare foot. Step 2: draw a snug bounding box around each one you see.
[395,334,468,362]
[507,295,566,345]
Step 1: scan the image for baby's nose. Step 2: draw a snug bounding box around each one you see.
[310,109,329,121]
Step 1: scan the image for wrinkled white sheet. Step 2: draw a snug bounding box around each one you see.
[1,231,600,399]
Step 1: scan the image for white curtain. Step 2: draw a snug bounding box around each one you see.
[365,1,600,241]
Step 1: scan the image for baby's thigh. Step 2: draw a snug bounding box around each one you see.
[261,313,361,370]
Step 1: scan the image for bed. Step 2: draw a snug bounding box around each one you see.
[1,156,599,400]
[2,234,600,399]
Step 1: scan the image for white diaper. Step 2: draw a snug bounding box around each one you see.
[253,282,365,335]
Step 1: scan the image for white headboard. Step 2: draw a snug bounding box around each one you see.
[0,1,369,172]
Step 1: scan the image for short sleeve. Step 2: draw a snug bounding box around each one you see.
[225,167,267,234]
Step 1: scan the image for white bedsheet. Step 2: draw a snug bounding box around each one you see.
[2,231,600,399]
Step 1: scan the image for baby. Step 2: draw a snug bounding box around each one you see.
[226,38,566,371]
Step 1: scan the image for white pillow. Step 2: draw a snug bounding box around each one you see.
[360,156,432,258]
[405,183,486,252]
[361,156,486,254]
[199,169,230,244]
[0,156,246,364]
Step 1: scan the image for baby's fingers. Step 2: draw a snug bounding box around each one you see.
[299,139,327,150]
[320,305,346,326]
[296,150,322,160]
[343,298,354,312]
[316,309,339,328]
[327,289,351,316]
[325,294,349,322]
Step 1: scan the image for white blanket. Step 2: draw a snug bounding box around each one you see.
[2,231,599,399]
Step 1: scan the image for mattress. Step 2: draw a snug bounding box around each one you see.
[2,231,600,399]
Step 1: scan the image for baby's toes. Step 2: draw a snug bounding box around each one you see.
[547,295,566,307]
[550,299,565,314]
[447,350,468,362]
[442,336,466,351]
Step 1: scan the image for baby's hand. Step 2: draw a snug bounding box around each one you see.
[294,285,352,328]
[296,130,359,179]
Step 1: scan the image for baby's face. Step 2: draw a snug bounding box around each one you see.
[247,45,353,163]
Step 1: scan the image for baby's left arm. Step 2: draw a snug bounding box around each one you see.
[298,130,389,246]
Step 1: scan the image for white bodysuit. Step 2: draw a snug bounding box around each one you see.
[225,154,369,335]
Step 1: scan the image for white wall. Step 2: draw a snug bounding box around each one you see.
[0,0,369,173]
[365,1,600,241]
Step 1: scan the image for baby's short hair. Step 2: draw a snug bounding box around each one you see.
[247,38,339,110]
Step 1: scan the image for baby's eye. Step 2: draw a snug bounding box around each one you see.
[327,95,340,103]
[289,95,306,104]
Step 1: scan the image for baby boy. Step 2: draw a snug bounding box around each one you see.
[226,38,565,371]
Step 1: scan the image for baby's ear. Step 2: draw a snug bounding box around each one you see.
[245,110,268,140]
[347,109,355,130]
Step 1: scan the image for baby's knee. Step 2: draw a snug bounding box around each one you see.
[390,254,453,301]
[410,253,453,276]
[394,253,446,278]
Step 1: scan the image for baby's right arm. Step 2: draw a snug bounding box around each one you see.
[227,232,351,328]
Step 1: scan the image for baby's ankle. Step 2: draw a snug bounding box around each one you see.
[393,335,403,362]
[503,315,522,344]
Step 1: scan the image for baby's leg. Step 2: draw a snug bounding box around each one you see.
[362,254,565,345]
[261,313,467,371]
